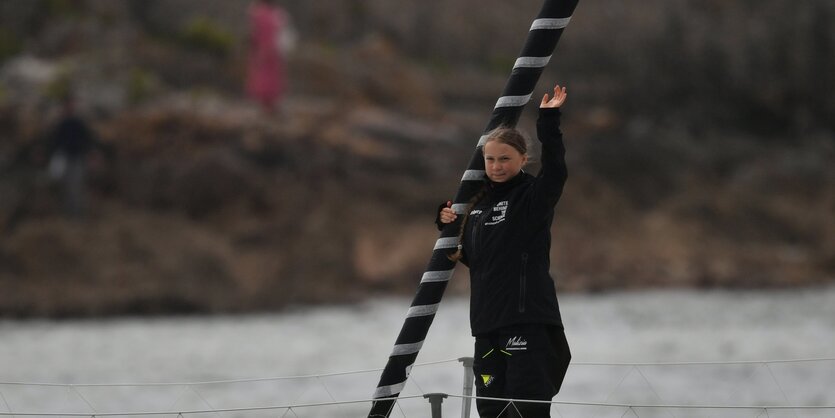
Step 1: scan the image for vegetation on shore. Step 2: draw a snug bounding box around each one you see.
[0,0,833,317]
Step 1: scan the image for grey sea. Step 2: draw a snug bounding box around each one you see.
[2,287,834,418]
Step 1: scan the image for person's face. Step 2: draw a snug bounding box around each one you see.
[483,140,527,183]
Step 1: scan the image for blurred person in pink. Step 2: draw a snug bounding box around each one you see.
[246,0,289,112]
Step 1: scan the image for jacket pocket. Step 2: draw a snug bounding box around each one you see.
[519,253,528,313]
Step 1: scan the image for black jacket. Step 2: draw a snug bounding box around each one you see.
[455,107,568,336]
[49,116,97,157]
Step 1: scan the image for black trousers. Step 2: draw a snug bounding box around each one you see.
[472,324,571,418]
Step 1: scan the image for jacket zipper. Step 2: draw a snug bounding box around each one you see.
[470,210,482,262]
[519,252,528,312]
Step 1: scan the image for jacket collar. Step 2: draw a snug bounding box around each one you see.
[484,170,528,194]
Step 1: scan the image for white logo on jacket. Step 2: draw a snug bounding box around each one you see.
[484,200,508,226]
[506,336,528,351]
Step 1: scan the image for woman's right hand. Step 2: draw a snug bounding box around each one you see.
[439,200,457,224]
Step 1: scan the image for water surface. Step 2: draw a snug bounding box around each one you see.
[2,287,834,417]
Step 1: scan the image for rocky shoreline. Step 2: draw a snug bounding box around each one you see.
[1,0,833,317]
[1,96,833,318]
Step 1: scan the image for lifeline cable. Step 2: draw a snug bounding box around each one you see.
[367,1,580,417]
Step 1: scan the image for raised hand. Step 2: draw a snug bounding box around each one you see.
[540,84,567,108]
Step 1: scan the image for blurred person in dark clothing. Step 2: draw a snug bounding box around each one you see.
[46,95,103,218]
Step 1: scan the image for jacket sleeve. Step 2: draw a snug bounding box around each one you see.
[529,107,568,220]
[434,201,445,231]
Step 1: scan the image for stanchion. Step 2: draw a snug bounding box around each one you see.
[458,357,474,418]
[424,393,449,418]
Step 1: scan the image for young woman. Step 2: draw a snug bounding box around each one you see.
[437,84,571,418]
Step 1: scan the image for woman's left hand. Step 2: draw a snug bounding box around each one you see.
[540,84,567,108]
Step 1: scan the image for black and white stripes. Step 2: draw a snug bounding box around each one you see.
[368,1,579,416]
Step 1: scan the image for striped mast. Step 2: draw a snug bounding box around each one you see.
[368,1,579,417]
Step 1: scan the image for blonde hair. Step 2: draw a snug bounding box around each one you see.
[483,126,528,155]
